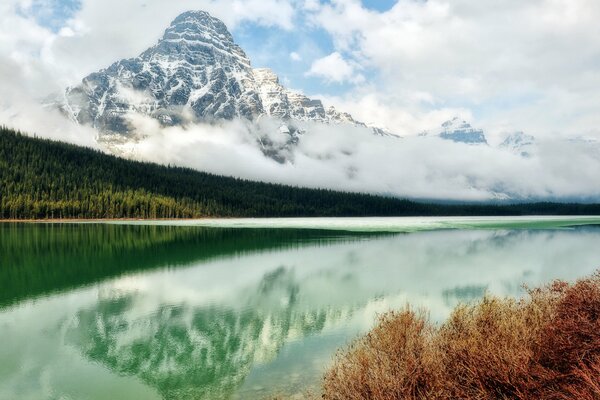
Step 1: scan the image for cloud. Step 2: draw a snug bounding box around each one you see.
[316,89,472,137]
[0,48,97,147]
[289,51,302,61]
[109,114,600,201]
[305,0,600,137]
[306,52,364,84]
[302,0,321,12]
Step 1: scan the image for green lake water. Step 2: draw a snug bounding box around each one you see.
[1,217,600,399]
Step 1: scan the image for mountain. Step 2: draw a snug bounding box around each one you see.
[57,11,381,144]
[500,131,536,157]
[437,117,488,144]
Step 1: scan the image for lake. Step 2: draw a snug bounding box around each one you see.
[2,217,600,399]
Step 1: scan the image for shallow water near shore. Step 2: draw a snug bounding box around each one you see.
[1,217,600,399]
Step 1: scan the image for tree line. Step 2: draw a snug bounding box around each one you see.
[1,126,599,219]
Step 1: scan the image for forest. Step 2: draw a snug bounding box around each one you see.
[1,126,599,219]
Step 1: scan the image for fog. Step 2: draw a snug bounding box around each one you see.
[105,113,600,201]
[0,60,97,148]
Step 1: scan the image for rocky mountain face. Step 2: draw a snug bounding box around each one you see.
[58,11,379,143]
[421,118,542,159]
[500,131,536,157]
[437,117,488,145]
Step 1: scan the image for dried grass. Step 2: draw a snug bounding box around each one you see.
[322,271,600,400]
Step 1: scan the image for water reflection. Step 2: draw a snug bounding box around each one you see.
[1,224,600,399]
[67,268,352,400]
[0,224,374,308]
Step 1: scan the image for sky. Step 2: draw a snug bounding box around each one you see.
[1,0,600,200]
[2,0,600,138]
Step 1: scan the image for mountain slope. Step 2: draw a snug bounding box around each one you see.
[58,11,376,139]
[500,131,536,156]
[437,117,488,144]
[2,127,600,219]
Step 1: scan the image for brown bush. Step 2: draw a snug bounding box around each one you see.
[536,272,600,399]
[322,271,600,400]
[323,308,440,400]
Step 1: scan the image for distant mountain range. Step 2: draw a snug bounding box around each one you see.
[417,117,540,158]
[437,117,488,145]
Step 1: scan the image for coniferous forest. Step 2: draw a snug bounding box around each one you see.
[1,126,599,219]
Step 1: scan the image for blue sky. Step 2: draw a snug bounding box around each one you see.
[18,0,81,32]
[235,18,362,96]
[361,0,397,12]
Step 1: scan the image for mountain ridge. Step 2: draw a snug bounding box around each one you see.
[58,11,383,142]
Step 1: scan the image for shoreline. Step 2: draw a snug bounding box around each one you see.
[2,215,600,234]
[2,214,600,223]
[0,218,217,223]
[0,214,600,223]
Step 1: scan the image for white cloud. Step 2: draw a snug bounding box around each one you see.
[302,0,321,12]
[306,52,364,84]
[115,115,600,201]
[0,54,97,147]
[306,0,600,137]
[317,90,471,137]
[289,51,302,61]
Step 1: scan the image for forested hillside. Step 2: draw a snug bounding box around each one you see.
[1,127,599,219]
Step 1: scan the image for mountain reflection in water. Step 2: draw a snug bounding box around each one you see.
[1,223,600,399]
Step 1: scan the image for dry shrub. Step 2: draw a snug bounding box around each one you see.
[322,271,600,400]
[435,297,550,399]
[557,356,600,400]
[323,308,440,400]
[536,272,600,399]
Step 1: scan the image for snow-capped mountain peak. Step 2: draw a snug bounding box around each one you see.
[57,10,380,140]
[438,117,488,144]
[500,131,536,157]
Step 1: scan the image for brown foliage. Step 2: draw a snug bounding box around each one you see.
[323,309,439,400]
[322,272,600,400]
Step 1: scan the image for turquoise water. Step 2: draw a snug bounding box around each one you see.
[1,217,600,399]
[104,215,600,232]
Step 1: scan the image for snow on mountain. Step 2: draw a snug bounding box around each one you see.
[437,117,488,145]
[566,137,600,160]
[500,131,536,157]
[57,11,383,145]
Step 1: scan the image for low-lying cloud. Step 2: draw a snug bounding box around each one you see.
[106,114,600,201]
